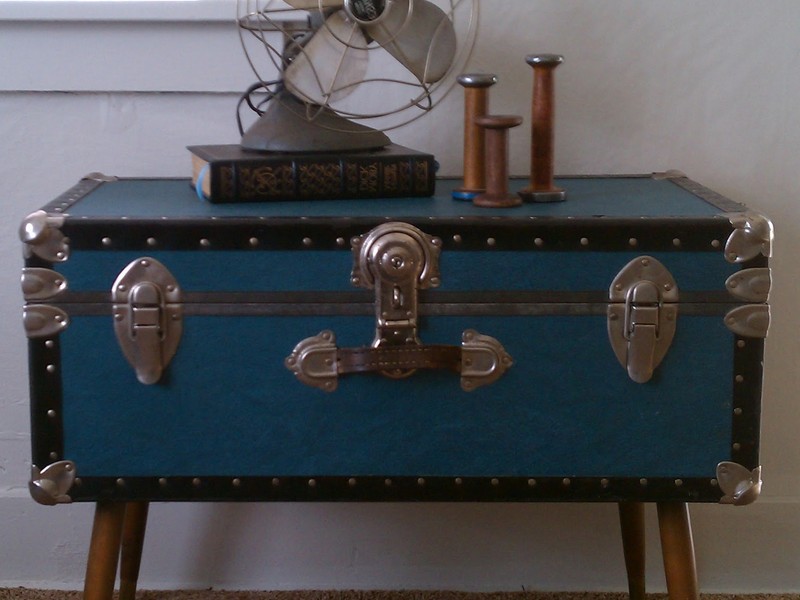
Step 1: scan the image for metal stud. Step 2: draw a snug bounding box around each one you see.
[711,239,721,248]
[454,477,463,485]
[527,478,536,487]
[159,478,168,487]
[737,340,746,348]
[491,478,500,486]
[639,478,648,486]
[580,237,589,246]
[733,442,742,451]
[562,478,571,487]
[302,237,313,247]
[308,478,317,487]
[232,478,242,487]
[628,238,638,247]
[249,237,260,247]
[453,234,462,244]
[102,237,112,247]
[49,452,58,461]
[147,237,157,247]
[734,407,743,416]
[45,340,54,348]
[675,479,684,487]
[336,237,346,247]
[200,238,211,248]
[600,478,610,488]
[673,238,682,247]
[116,478,126,487]
[47,410,56,418]
[534,237,544,247]
[735,374,744,383]
[384,478,392,487]
[417,477,426,486]
[192,478,202,487]
[487,238,496,247]
[271,478,280,487]
[348,478,357,487]
[46,364,56,373]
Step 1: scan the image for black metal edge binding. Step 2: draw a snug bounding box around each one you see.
[64,475,723,504]
[666,176,749,213]
[28,337,65,469]
[730,335,764,471]
[57,215,739,254]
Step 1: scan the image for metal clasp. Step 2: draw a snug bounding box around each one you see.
[351,222,442,375]
[608,256,678,383]
[112,257,182,385]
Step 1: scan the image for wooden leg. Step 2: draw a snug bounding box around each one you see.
[84,501,126,600]
[119,501,149,600]
[657,502,699,600]
[618,501,646,600]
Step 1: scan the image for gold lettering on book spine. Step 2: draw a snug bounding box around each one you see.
[359,162,380,194]
[237,165,294,200]
[299,163,342,197]
[414,160,430,193]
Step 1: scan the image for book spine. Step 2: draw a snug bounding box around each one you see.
[205,155,435,202]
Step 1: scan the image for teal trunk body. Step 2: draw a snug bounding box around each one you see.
[23,174,769,503]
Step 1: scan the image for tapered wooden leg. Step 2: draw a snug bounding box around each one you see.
[657,502,699,600]
[84,501,126,600]
[119,502,149,600]
[618,501,646,600]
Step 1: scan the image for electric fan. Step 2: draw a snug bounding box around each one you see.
[237,0,478,153]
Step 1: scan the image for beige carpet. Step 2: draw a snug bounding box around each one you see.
[1,591,799,600]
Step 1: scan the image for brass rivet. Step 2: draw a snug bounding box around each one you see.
[639,478,648,486]
[491,478,499,486]
[348,478,357,487]
[675,479,684,487]
[562,478,571,487]
[527,478,537,487]
[417,477,426,486]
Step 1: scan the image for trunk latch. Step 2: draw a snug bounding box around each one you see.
[608,256,678,383]
[112,257,182,385]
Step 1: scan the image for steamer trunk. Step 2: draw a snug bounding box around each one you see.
[22,173,770,505]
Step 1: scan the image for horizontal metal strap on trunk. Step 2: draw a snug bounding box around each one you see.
[51,301,743,318]
[337,345,462,375]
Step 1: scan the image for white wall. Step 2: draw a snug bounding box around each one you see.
[1,0,799,593]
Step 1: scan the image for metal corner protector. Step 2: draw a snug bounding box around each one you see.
[19,210,69,263]
[725,211,774,264]
[29,461,77,505]
[717,462,762,506]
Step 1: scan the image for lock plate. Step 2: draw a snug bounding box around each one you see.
[112,257,182,385]
[608,256,679,383]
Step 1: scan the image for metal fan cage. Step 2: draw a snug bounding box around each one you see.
[237,0,479,134]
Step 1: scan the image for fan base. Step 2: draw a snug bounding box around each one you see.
[241,92,391,154]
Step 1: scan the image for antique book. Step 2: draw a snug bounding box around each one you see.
[188,143,436,203]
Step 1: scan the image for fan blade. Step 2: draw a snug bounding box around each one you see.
[283,0,344,9]
[359,0,456,83]
[284,10,369,105]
